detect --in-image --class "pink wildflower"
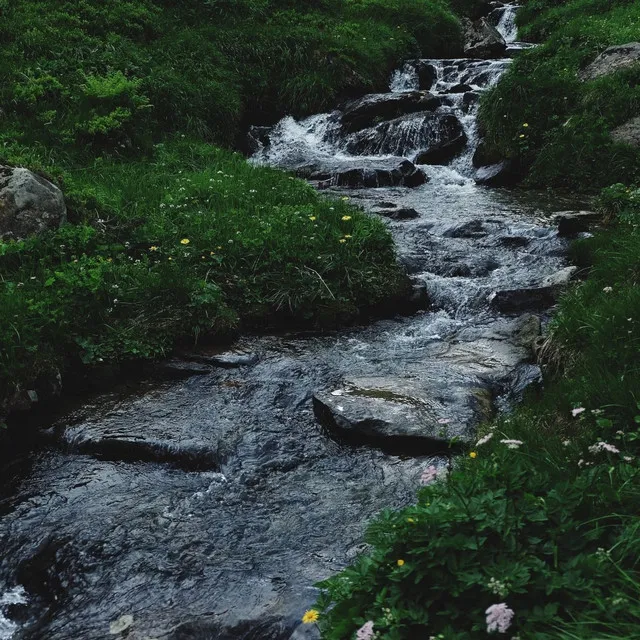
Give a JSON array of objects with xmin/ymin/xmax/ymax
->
[
  {"xmin": 571, "ymin": 407, "xmax": 586, "ymax": 417},
  {"xmin": 588, "ymin": 441, "xmax": 620, "ymax": 455},
  {"xmin": 356, "ymin": 621, "xmax": 374, "ymax": 640},
  {"xmin": 420, "ymin": 465, "xmax": 439, "ymax": 486},
  {"xmin": 486, "ymin": 603, "xmax": 515, "ymax": 634}
]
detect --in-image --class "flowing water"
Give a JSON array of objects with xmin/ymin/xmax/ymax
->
[{"xmin": 0, "ymin": 8, "xmax": 580, "ymax": 639}]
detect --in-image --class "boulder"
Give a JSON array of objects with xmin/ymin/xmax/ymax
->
[
  {"xmin": 0, "ymin": 166, "xmax": 67, "ymax": 240},
  {"xmin": 475, "ymin": 160, "xmax": 518, "ymax": 187},
  {"xmin": 463, "ymin": 18, "xmax": 507, "ymax": 59},
  {"xmin": 246, "ymin": 126, "xmax": 272, "ymax": 154},
  {"xmin": 345, "ymin": 112, "xmax": 463, "ymax": 158},
  {"xmin": 415, "ymin": 132, "xmax": 467, "ymax": 165},
  {"xmin": 414, "ymin": 61, "xmax": 438, "ymax": 91},
  {"xmin": 489, "ymin": 285, "xmax": 559, "ymax": 313},
  {"xmin": 551, "ymin": 210, "xmax": 601, "ymax": 236},
  {"xmin": 579, "ymin": 43, "xmax": 640, "ymax": 81},
  {"xmin": 611, "ymin": 116, "xmax": 640, "ymax": 149},
  {"xmin": 473, "ymin": 141, "xmax": 503, "ymax": 168},
  {"xmin": 340, "ymin": 91, "xmax": 442, "ymax": 133},
  {"xmin": 446, "ymin": 83, "xmax": 473, "ymax": 94},
  {"xmin": 321, "ymin": 161, "xmax": 427, "ymax": 189}
]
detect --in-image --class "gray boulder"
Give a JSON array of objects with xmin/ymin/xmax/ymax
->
[
  {"xmin": 551, "ymin": 210, "xmax": 601, "ymax": 236},
  {"xmin": 463, "ymin": 18, "xmax": 507, "ymax": 59},
  {"xmin": 611, "ymin": 116, "xmax": 640, "ymax": 149},
  {"xmin": 0, "ymin": 166, "xmax": 67, "ymax": 240},
  {"xmin": 579, "ymin": 43, "xmax": 640, "ymax": 81}
]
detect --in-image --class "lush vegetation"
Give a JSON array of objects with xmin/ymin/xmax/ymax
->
[
  {"xmin": 0, "ymin": 0, "xmax": 466, "ymax": 411},
  {"xmin": 480, "ymin": 0, "xmax": 640, "ymax": 189},
  {"xmin": 313, "ymin": 186, "xmax": 640, "ymax": 639}
]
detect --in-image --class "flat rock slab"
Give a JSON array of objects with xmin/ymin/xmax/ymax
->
[
  {"xmin": 611, "ymin": 116, "xmax": 640, "ymax": 149},
  {"xmin": 551, "ymin": 210, "xmax": 601, "ymax": 236},
  {"xmin": 314, "ymin": 376, "xmax": 482, "ymax": 449}
]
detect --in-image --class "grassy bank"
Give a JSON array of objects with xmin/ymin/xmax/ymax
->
[
  {"xmin": 0, "ymin": 0, "xmax": 468, "ymax": 413},
  {"xmin": 479, "ymin": 0, "xmax": 640, "ymax": 189},
  {"xmin": 0, "ymin": 141, "xmax": 407, "ymax": 412}
]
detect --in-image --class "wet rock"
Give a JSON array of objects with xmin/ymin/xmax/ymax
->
[
  {"xmin": 463, "ymin": 18, "xmax": 507, "ymax": 59},
  {"xmin": 346, "ymin": 113, "xmax": 464, "ymax": 159},
  {"xmin": 542, "ymin": 266, "xmax": 577, "ymax": 287},
  {"xmin": 499, "ymin": 235, "xmax": 529, "ymax": 248},
  {"xmin": 462, "ymin": 92, "xmax": 480, "ymax": 113},
  {"xmin": 373, "ymin": 201, "xmax": 397, "ymax": 209},
  {"xmin": 444, "ymin": 219, "xmax": 486, "ymax": 238},
  {"xmin": 446, "ymin": 83, "xmax": 473, "ymax": 94},
  {"xmin": 340, "ymin": 91, "xmax": 442, "ymax": 133},
  {"xmin": 415, "ymin": 132, "xmax": 467, "ymax": 165},
  {"xmin": 489, "ymin": 285, "xmax": 559, "ymax": 313},
  {"xmin": 611, "ymin": 116, "xmax": 640, "ymax": 149},
  {"xmin": 313, "ymin": 377, "xmax": 475, "ymax": 450},
  {"xmin": 290, "ymin": 623, "xmax": 321, "ymax": 640},
  {"xmin": 375, "ymin": 207, "xmax": 420, "ymax": 220},
  {"xmin": 551, "ymin": 210, "xmax": 601, "ymax": 236},
  {"xmin": 414, "ymin": 61, "xmax": 438, "ymax": 91},
  {"xmin": 579, "ymin": 42, "xmax": 640, "ymax": 81},
  {"xmin": 323, "ymin": 161, "xmax": 427, "ymax": 189},
  {"xmin": 0, "ymin": 166, "xmax": 67, "ymax": 240},
  {"xmin": 475, "ymin": 160, "xmax": 518, "ymax": 187},
  {"xmin": 473, "ymin": 141, "xmax": 503, "ymax": 168}
]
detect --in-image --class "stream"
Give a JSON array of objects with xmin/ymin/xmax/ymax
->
[{"xmin": 0, "ymin": 7, "xmax": 581, "ymax": 639}]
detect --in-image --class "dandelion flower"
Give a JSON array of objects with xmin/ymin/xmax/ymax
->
[
  {"xmin": 519, "ymin": 134, "xmax": 525, "ymax": 138},
  {"xmin": 344, "ymin": 234, "xmax": 353, "ymax": 238},
  {"xmin": 523, "ymin": 123, "xmax": 529, "ymax": 127},
  {"xmin": 397, "ymin": 559, "xmax": 405, "ymax": 566},
  {"xmin": 469, "ymin": 451, "xmax": 477, "ymax": 459},
  {"xmin": 356, "ymin": 621, "xmax": 375, "ymax": 640},
  {"xmin": 149, "ymin": 246, "xmax": 159, "ymax": 251},
  {"xmin": 180, "ymin": 238, "xmax": 190, "ymax": 245},
  {"xmin": 309, "ymin": 216, "xmax": 317, "ymax": 221},
  {"xmin": 339, "ymin": 238, "xmax": 347, "ymax": 243},
  {"xmin": 302, "ymin": 610, "xmax": 319, "ymax": 624},
  {"xmin": 341, "ymin": 215, "xmax": 352, "ymax": 221}
]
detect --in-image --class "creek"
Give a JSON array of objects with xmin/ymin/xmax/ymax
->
[{"xmin": 0, "ymin": 7, "xmax": 581, "ymax": 639}]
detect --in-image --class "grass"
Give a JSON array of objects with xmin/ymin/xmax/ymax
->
[
  {"xmin": 479, "ymin": 0, "xmax": 640, "ymax": 189},
  {"xmin": 313, "ymin": 190, "xmax": 640, "ymax": 638},
  {"xmin": 0, "ymin": 141, "xmax": 408, "ymax": 412}
]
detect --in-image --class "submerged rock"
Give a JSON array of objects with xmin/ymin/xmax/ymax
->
[
  {"xmin": 0, "ymin": 166, "xmax": 67, "ymax": 240},
  {"xmin": 579, "ymin": 42, "xmax": 640, "ymax": 81}
]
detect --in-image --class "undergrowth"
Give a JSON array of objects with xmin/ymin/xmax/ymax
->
[{"xmin": 479, "ymin": 0, "xmax": 640, "ymax": 189}]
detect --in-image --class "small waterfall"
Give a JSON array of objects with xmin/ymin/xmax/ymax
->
[
  {"xmin": 390, "ymin": 63, "xmax": 419, "ymax": 92},
  {"xmin": 495, "ymin": 4, "xmax": 519, "ymax": 44}
]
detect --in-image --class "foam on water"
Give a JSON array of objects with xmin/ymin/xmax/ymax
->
[{"xmin": 0, "ymin": 587, "xmax": 27, "ymax": 640}]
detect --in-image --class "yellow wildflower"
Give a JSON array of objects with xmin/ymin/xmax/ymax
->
[
  {"xmin": 309, "ymin": 216, "xmax": 317, "ymax": 221},
  {"xmin": 149, "ymin": 246, "xmax": 159, "ymax": 252},
  {"xmin": 302, "ymin": 610, "xmax": 319, "ymax": 624},
  {"xmin": 107, "ymin": 258, "xmax": 113, "ymax": 263},
  {"xmin": 339, "ymin": 238, "xmax": 347, "ymax": 243},
  {"xmin": 397, "ymin": 559, "xmax": 405, "ymax": 567},
  {"xmin": 168, "ymin": 257, "xmax": 173, "ymax": 261},
  {"xmin": 519, "ymin": 134, "xmax": 525, "ymax": 139},
  {"xmin": 407, "ymin": 517, "xmax": 415, "ymax": 523},
  {"xmin": 341, "ymin": 196, "xmax": 350, "ymax": 201},
  {"xmin": 523, "ymin": 123, "xmax": 529, "ymax": 127},
  {"xmin": 469, "ymin": 451, "xmax": 477, "ymax": 459},
  {"xmin": 344, "ymin": 234, "xmax": 352, "ymax": 239},
  {"xmin": 210, "ymin": 252, "xmax": 215, "ymax": 256},
  {"xmin": 341, "ymin": 215, "xmax": 352, "ymax": 221},
  {"xmin": 180, "ymin": 238, "xmax": 190, "ymax": 245}
]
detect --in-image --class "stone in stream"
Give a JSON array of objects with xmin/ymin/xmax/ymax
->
[
  {"xmin": 415, "ymin": 131, "xmax": 468, "ymax": 165},
  {"xmin": 579, "ymin": 42, "xmax": 640, "ymax": 81},
  {"xmin": 180, "ymin": 350, "xmax": 259, "ymax": 368},
  {"xmin": 551, "ymin": 210, "xmax": 601, "ymax": 236},
  {"xmin": 340, "ymin": 91, "xmax": 443, "ymax": 133},
  {"xmin": 0, "ymin": 165, "xmax": 67, "ymax": 240},
  {"xmin": 375, "ymin": 207, "xmax": 420, "ymax": 220},
  {"xmin": 463, "ymin": 17, "xmax": 507, "ymax": 59},
  {"xmin": 475, "ymin": 160, "xmax": 518, "ymax": 187},
  {"xmin": 346, "ymin": 113, "xmax": 465, "ymax": 159},
  {"xmin": 446, "ymin": 83, "xmax": 473, "ymax": 94},
  {"xmin": 611, "ymin": 116, "xmax": 640, "ymax": 149},
  {"xmin": 413, "ymin": 60, "xmax": 438, "ymax": 90},
  {"xmin": 320, "ymin": 160, "xmax": 427, "ymax": 189}
]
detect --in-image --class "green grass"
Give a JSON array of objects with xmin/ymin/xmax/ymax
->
[
  {"xmin": 314, "ymin": 190, "xmax": 640, "ymax": 638},
  {"xmin": 479, "ymin": 0, "xmax": 640, "ymax": 189},
  {"xmin": 0, "ymin": 141, "xmax": 408, "ymax": 409}
]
